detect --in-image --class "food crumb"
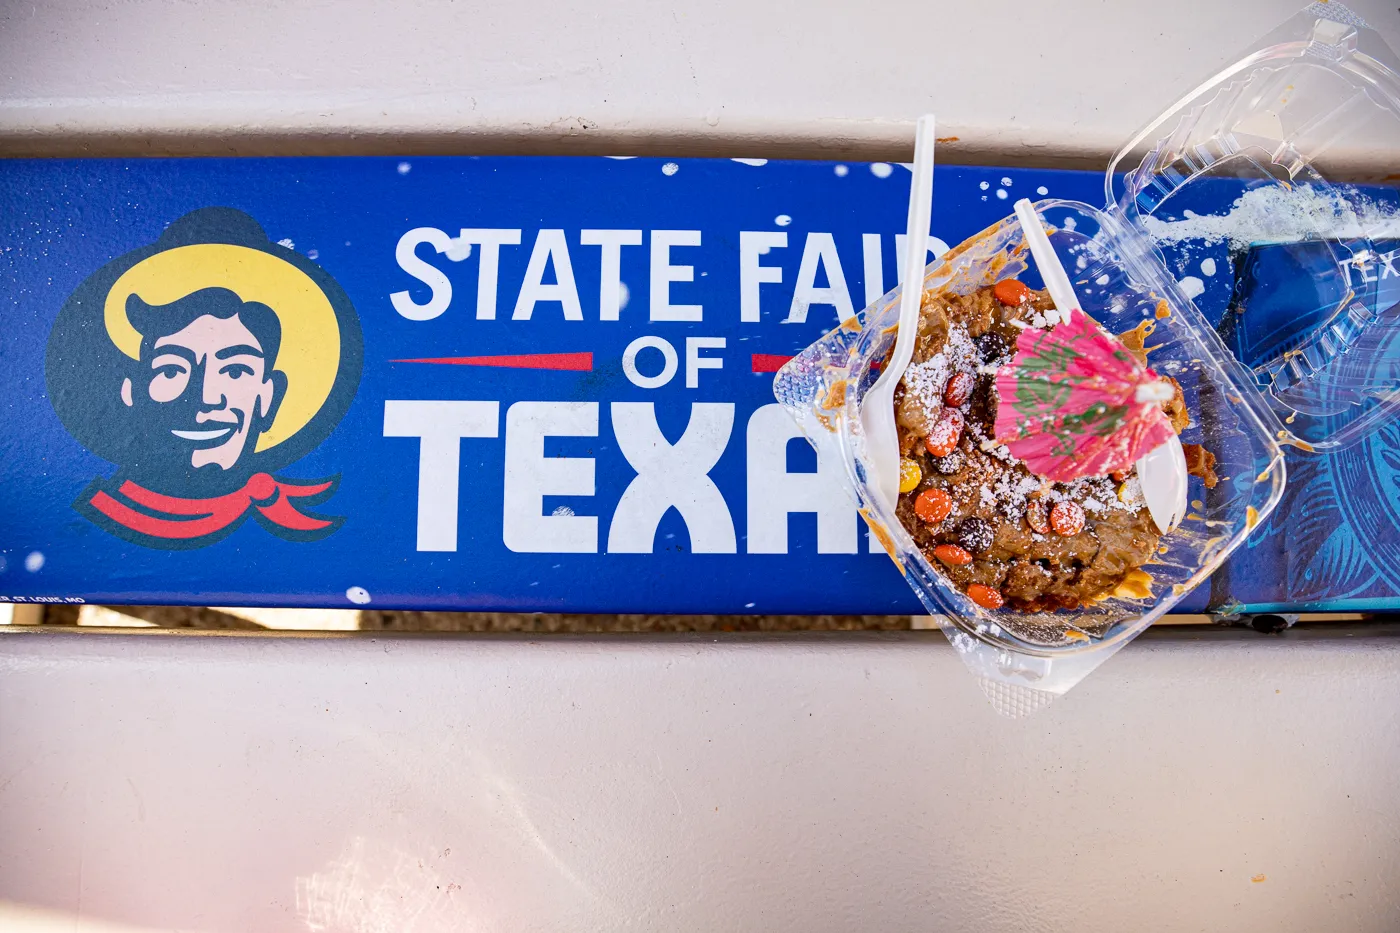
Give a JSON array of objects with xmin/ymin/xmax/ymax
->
[
  {"xmin": 1251, "ymin": 874, "xmax": 1267, "ymax": 883},
  {"xmin": 1113, "ymin": 569, "xmax": 1153, "ymax": 600},
  {"xmin": 1183, "ymin": 443, "xmax": 1219, "ymax": 488}
]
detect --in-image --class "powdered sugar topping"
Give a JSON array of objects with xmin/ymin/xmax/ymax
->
[{"xmin": 901, "ymin": 323, "xmax": 980, "ymax": 418}]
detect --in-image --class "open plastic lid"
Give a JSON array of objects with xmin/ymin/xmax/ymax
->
[{"xmin": 1105, "ymin": 2, "xmax": 1400, "ymax": 450}]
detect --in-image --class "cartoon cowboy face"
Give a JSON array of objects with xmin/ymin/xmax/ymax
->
[
  {"xmin": 120, "ymin": 288, "xmax": 288, "ymax": 475},
  {"xmin": 49, "ymin": 207, "xmax": 363, "ymax": 547}
]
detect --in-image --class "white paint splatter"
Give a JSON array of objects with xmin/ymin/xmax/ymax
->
[
  {"xmin": 1142, "ymin": 185, "xmax": 1400, "ymax": 249},
  {"xmin": 744, "ymin": 602, "xmax": 756, "ymax": 609},
  {"xmin": 870, "ymin": 163, "xmax": 893, "ymax": 179},
  {"xmin": 1062, "ymin": 216, "xmax": 1078, "ymax": 231},
  {"xmin": 661, "ymin": 162, "xmax": 679, "ymax": 176},
  {"xmin": 1000, "ymin": 177, "xmax": 1012, "ymax": 187},
  {"xmin": 444, "ymin": 237, "xmax": 473, "ymax": 261},
  {"xmin": 1095, "ymin": 273, "xmax": 1111, "ymax": 286},
  {"xmin": 1179, "ymin": 276, "xmax": 1206, "ymax": 299},
  {"xmin": 552, "ymin": 505, "xmax": 576, "ymax": 517},
  {"xmin": 396, "ymin": 162, "xmax": 411, "ymax": 175},
  {"xmin": 995, "ymin": 189, "xmax": 1008, "ymax": 200},
  {"xmin": 277, "ymin": 238, "xmax": 294, "ymax": 249},
  {"xmin": 345, "ymin": 586, "xmax": 371, "ymax": 605},
  {"xmin": 306, "ymin": 249, "xmax": 319, "ymax": 260},
  {"xmin": 834, "ymin": 164, "xmax": 849, "ymax": 177},
  {"xmin": 775, "ymin": 214, "xmax": 791, "ymax": 227},
  {"xmin": 24, "ymin": 551, "xmax": 44, "ymax": 573},
  {"xmin": 1036, "ymin": 186, "xmax": 1049, "ymax": 196},
  {"xmin": 979, "ymin": 181, "xmax": 990, "ymax": 191},
  {"xmin": 1200, "ymin": 257, "xmax": 1217, "ymax": 276},
  {"xmin": 731, "ymin": 158, "xmax": 768, "ymax": 167}
]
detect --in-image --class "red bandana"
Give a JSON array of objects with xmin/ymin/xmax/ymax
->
[{"xmin": 86, "ymin": 472, "xmax": 338, "ymax": 542}]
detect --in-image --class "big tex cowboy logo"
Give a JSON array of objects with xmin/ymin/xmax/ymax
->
[{"xmin": 46, "ymin": 208, "xmax": 363, "ymax": 549}]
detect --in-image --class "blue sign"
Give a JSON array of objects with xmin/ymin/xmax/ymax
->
[{"xmin": 0, "ymin": 156, "xmax": 1394, "ymax": 613}]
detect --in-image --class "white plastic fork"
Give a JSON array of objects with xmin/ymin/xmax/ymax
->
[{"xmin": 862, "ymin": 114, "xmax": 937, "ymax": 511}]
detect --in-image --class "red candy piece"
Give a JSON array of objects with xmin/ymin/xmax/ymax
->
[
  {"xmin": 914, "ymin": 488, "xmax": 953, "ymax": 524},
  {"xmin": 1025, "ymin": 499, "xmax": 1050, "ymax": 534},
  {"xmin": 943, "ymin": 371, "xmax": 975, "ymax": 408},
  {"xmin": 1050, "ymin": 500, "xmax": 1086, "ymax": 537},
  {"xmin": 934, "ymin": 544, "xmax": 973, "ymax": 566},
  {"xmin": 967, "ymin": 584, "xmax": 1005, "ymax": 609},
  {"xmin": 993, "ymin": 279, "xmax": 1031, "ymax": 307},
  {"xmin": 924, "ymin": 409, "xmax": 965, "ymax": 458}
]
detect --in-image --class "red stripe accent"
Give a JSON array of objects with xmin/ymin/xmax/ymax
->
[
  {"xmin": 751, "ymin": 353, "xmax": 793, "ymax": 373},
  {"xmin": 392, "ymin": 352, "xmax": 593, "ymax": 371}
]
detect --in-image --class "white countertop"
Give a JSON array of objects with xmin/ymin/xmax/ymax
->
[{"xmin": 2, "ymin": 627, "xmax": 1398, "ymax": 933}]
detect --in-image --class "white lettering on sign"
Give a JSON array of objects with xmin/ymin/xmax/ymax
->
[
  {"xmin": 745, "ymin": 403, "xmax": 858, "ymax": 553},
  {"xmin": 383, "ymin": 400, "xmax": 501, "ymax": 551},
  {"xmin": 384, "ymin": 399, "xmax": 888, "ymax": 556},
  {"xmin": 739, "ymin": 231, "xmax": 787, "ymax": 323},
  {"xmin": 894, "ymin": 233, "xmax": 951, "ymax": 282},
  {"xmin": 503, "ymin": 402, "xmax": 599, "ymax": 553},
  {"xmin": 392, "ymin": 227, "xmax": 960, "ymax": 325},
  {"xmin": 460, "ymin": 228, "xmax": 524, "ymax": 319},
  {"xmin": 685, "ymin": 336, "xmax": 726, "ymax": 388},
  {"xmin": 1342, "ymin": 247, "xmax": 1399, "ymax": 286},
  {"xmin": 622, "ymin": 336, "xmax": 680, "ymax": 389},
  {"xmin": 862, "ymin": 232, "xmax": 885, "ymax": 305},
  {"xmin": 785, "ymin": 232, "xmax": 853, "ymax": 324},
  {"xmin": 581, "ymin": 229, "xmax": 644, "ymax": 320},
  {"xmin": 608, "ymin": 402, "xmax": 736, "ymax": 553},
  {"xmin": 390, "ymin": 227, "xmax": 456, "ymax": 321},
  {"xmin": 650, "ymin": 230, "xmax": 703, "ymax": 321},
  {"xmin": 513, "ymin": 229, "xmax": 584, "ymax": 321}
]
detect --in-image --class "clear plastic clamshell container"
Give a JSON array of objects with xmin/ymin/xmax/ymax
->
[{"xmin": 774, "ymin": 2, "xmax": 1400, "ymax": 711}]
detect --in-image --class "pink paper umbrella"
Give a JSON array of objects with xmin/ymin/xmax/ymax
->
[{"xmin": 993, "ymin": 309, "xmax": 1176, "ymax": 482}]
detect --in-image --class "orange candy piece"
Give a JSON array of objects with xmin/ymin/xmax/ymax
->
[
  {"xmin": 933, "ymin": 543, "xmax": 972, "ymax": 566},
  {"xmin": 967, "ymin": 584, "xmax": 1005, "ymax": 609},
  {"xmin": 914, "ymin": 488, "xmax": 953, "ymax": 524},
  {"xmin": 924, "ymin": 409, "xmax": 965, "ymax": 458},
  {"xmin": 993, "ymin": 279, "xmax": 1031, "ymax": 307},
  {"xmin": 1025, "ymin": 499, "xmax": 1050, "ymax": 534},
  {"xmin": 1050, "ymin": 500, "xmax": 1086, "ymax": 536}
]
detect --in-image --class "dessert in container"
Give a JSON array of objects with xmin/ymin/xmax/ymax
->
[{"xmin": 773, "ymin": 2, "xmax": 1400, "ymax": 710}]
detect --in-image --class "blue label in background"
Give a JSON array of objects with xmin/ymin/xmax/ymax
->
[
  {"xmin": 0, "ymin": 155, "xmax": 1394, "ymax": 614},
  {"xmin": 1144, "ymin": 184, "xmax": 1400, "ymax": 615}
]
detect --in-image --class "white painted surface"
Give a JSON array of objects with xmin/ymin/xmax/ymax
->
[
  {"xmin": 3, "ymin": 0, "xmax": 1398, "ymax": 163},
  {"xmin": 1, "ymin": 628, "xmax": 1398, "ymax": 932}
]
